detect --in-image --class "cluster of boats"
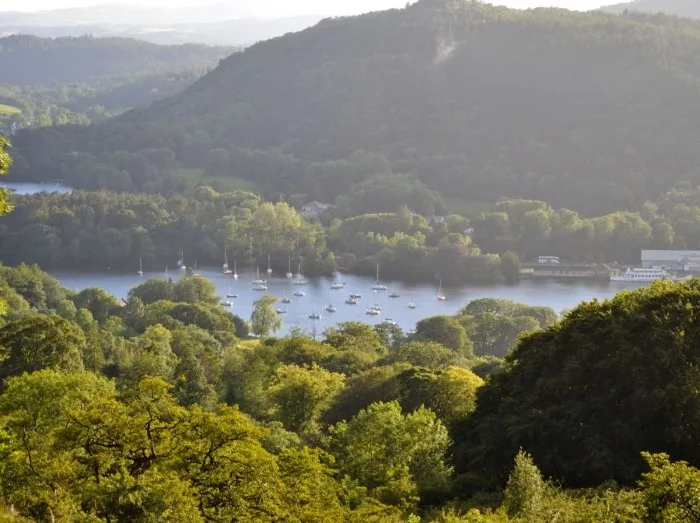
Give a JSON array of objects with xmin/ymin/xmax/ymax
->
[{"xmin": 214, "ymin": 262, "xmax": 449, "ymax": 320}]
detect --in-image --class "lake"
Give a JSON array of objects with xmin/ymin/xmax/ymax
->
[
  {"xmin": 1, "ymin": 182, "xmax": 73, "ymax": 195},
  {"xmin": 52, "ymin": 268, "xmax": 645, "ymax": 336}
]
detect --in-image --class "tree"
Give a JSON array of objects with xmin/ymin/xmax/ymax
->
[
  {"xmin": 639, "ymin": 452, "xmax": 700, "ymax": 523},
  {"xmin": 0, "ymin": 138, "xmax": 12, "ymax": 216},
  {"xmin": 329, "ymin": 401, "xmax": 452, "ymax": 507},
  {"xmin": 250, "ymin": 296, "xmax": 282, "ymax": 338},
  {"xmin": 414, "ymin": 316, "xmax": 472, "ymax": 357},
  {"xmin": 0, "ymin": 315, "xmax": 84, "ymax": 384},
  {"xmin": 383, "ymin": 341, "xmax": 459, "ymax": 368},
  {"xmin": 453, "ymin": 280, "xmax": 700, "ymax": 490},
  {"xmin": 267, "ymin": 364, "xmax": 345, "ymax": 435},
  {"xmin": 129, "ymin": 278, "xmax": 175, "ymax": 305},
  {"xmin": 173, "ymin": 349, "xmax": 216, "ymax": 409},
  {"xmin": 73, "ymin": 286, "xmax": 120, "ymax": 323},
  {"xmin": 503, "ymin": 451, "xmax": 545, "ymax": 519}
]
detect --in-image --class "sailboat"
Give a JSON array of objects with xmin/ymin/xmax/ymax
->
[
  {"xmin": 223, "ymin": 247, "xmax": 233, "ymax": 275},
  {"xmin": 165, "ymin": 266, "xmax": 169, "ymax": 279},
  {"xmin": 293, "ymin": 260, "xmax": 308, "ymax": 286},
  {"xmin": 267, "ymin": 254, "xmax": 273, "ymax": 275},
  {"xmin": 407, "ymin": 294, "xmax": 417, "ymax": 309},
  {"xmin": 193, "ymin": 260, "xmax": 203, "ymax": 277},
  {"xmin": 233, "ymin": 260, "xmax": 239, "ymax": 280},
  {"xmin": 372, "ymin": 264, "xmax": 388, "ymax": 291},
  {"xmin": 178, "ymin": 250, "xmax": 186, "ymax": 271},
  {"xmin": 137, "ymin": 258, "xmax": 143, "ymax": 276},
  {"xmin": 226, "ymin": 286, "xmax": 238, "ymax": 299},
  {"xmin": 308, "ymin": 302, "xmax": 322, "ymax": 320},
  {"xmin": 286, "ymin": 256, "xmax": 293, "ymax": 279},
  {"xmin": 326, "ymin": 304, "xmax": 337, "ymax": 313},
  {"xmin": 251, "ymin": 266, "xmax": 267, "ymax": 285},
  {"xmin": 436, "ymin": 279, "xmax": 446, "ymax": 301},
  {"xmin": 281, "ymin": 289, "xmax": 291, "ymax": 304}
]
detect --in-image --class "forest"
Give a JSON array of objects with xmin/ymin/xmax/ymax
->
[
  {"xmin": 10, "ymin": 1, "xmax": 700, "ymax": 216},
  {"xmin": 0, "ymin": 35, "xmax": 232, "ymax": 130},
  {"xmin": 0, "ymin": 254, "xmax": 699, "ymax": 520}
]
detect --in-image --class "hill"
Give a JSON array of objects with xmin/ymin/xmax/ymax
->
[
  {"xmin": 11, "ymin": 0, "xmax": 700, "ymax": 216},
  {"xmin": 602, "ymin": 0, "xmax": 700, "ymax": 19},
  {"xmin": 0, "ymin": 34, "xmax": 231, "ymax": 86},
  {"xmin": 0, "ymin": 35, "xmax": 232, "ymax": 131}
]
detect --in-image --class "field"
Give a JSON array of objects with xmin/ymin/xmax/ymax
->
[
  {"xmin": 0, "ymin": 103, "xmax": 21, "ymax": 115},
  {"xmin": 168, "ymin": 168, "xmax": 259, "ymax": 193},
  {"xmin": 443, "ymin": 198, "xmax": 492, "ymax": 218}
]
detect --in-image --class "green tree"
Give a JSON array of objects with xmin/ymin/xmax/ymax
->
[
  {"xmin": 503, "ymin": 450, "xmax": 545, "ymax": 519},
  {"xmin": 383, "ymin": 341, "xmax": 459, "ymax": 369},
  {"xmin": 129, "ymin": 279, "xmax": 175, "ymax": 305},
  {"xmin": 173, "ymin": 349, "xmax": 217, "ymax": 409},
  {"xmin": 0, "ymin": 138, "xmax": 12, "ymax": 216},
  {"xmin": 267, "ymin": 364, "xmax": 345, "ymax": 436},
  {"xmin": 0, "ymin": 315, "xmax": 84, "ymax": 385},
  {"xmin": 639, "ymin": 452, "xmax": 700, "ymax": 523},
  {"xmin": 250, "ymin": 295, "xmax": 282, "ymax": 338},
  {"xmin": 453, "ymin": 280, "xmax": 700, "ymax": 489},
  {"xmin": 329, "ymin": 401, "xmax": 452, "ymax": 507},
  {"xmin": 414, "ymin": 316, "xmax": 472, "ymax": 357},
  {"xmin": 73, "ymin": 286, "xmax": 120, "ymax": 323}
]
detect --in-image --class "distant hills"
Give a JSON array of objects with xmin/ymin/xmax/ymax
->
[
  {"xmin": 11, "ymin": 0, "xmax": 700, "ymax": 216},
  {"xmin": 601, "ymin": 0, "xmax": 700, "ymax": 19},
  {"xmin": 0, "ymin": 34, "xmax": 232, "ymax": 86},
  {"xmin": 0, "ymin": 3, "xmax": 328, "ymax": 46},
  {"xmin": 0, "ymin": 34, "xmax": 232, "ymax": 130}
]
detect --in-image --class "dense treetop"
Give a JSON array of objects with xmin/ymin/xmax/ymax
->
[
  {"xmin": 602, "ymin": 0, "xmax": 700, "ymax": 19},
  {"xmin": 12, "ymin": 1, "xmax": 700, "ymax": 214}
]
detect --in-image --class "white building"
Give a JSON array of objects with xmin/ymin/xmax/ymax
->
[
  {"xmin": 641, "ymin": 250, "xmax": 700, "ymax": 271},
  {"xmin": 301, "ymin": 201, "xmax": 332, "ymax": 221}
]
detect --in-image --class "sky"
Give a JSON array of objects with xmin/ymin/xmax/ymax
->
[{"xmin": 7, "ymin": 0, "xmax": 615, "ymax": 14}]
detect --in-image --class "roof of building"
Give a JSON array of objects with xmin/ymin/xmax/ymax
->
[{"xmin": 641, "ymin": 250, "xmax": 700, "ymax": 261}]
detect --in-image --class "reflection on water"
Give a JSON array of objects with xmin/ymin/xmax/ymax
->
[
  {"xmin": 52, "ymin": 267, "xmax": 645, "ymax": 336},
  {"xmin": 2, "ymin": 182, "xmax": 73, "ymax": 195}
]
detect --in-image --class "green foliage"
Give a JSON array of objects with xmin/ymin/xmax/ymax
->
[
  {"xmin": 414, "ymin": 316, "xmax": 473, "ymax": 357},
  {"xmin": 0, "ymin": 315, "xmax": 84, "ymax": 384},
  {"xmin": 0, "ymin": 190, "xmax": 333, "ymax": 273},
  {"xmin": 267, "ymin": 363, "xmax": 345, "ymax": 436},
  {"xmin": 503, "ymin": 451, "xmax": 545, "ymax": 519},
  {"xmin": 453, "ymin": 280, "xmax": 700, "ymax": 489},
  {"xmin": 329, "ymin": 401, "xmax": 453, "ymax": 508},
  {"xmin": 639, "ymin": 452, "xmax": 700, "ymax": 523},
  {"xmin": 251, "ymin": 295, "xmax": 282, "ymax": 338}
]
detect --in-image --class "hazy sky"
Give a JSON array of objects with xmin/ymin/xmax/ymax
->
[{"xmin": 10, "ymin": 1, "xmax": 614, "ymax": 14}]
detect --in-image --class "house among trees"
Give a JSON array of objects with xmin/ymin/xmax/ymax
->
[{"xmin": 301, "ymin": 201, "xmax": 332, "ymax": 220}]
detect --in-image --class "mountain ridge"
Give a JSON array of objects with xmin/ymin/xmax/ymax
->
[{"xmin": 11, "ymin": 1, "xmax": 700, "ymax": 216}]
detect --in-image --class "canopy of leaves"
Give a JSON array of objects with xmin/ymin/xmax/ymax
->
[{"xmin": 453, "ymin": 280, "xmax": 700, "ymax": 489}]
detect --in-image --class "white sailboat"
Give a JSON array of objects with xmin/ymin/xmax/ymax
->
[
  {"xmin": 372, "ymin": 264, "xmax": 388, "ymax": 291},
  {"xmin": 407, "ymin": 294, "xmax": 417, "ymax": 309},
  {"xmin": 251, "ymin": 266, "xmax": 267, "ymax": 285},
  {"xmin": 308, "ymin": 302, "xmax": 322, "ymax": 320},
  {"xmin": 281, "ymin": 289, "xmax": 291, "ymax": 304},
  {"xmin": 178, "ymin": 250, "xmax": 186, "ymax": 271},
  {"xmin": 286, "ymin": 256, "xmax": 293, "ymax": 279},
  {"xmin": 326, "ymin": 304, "xmax": 337, "ymax": 313},
  {"xmin": 226, "ymin": 286, "xmax": 238, "ymax": 299},
  {"xmin": 436, "ymin": 279, "xmax": 446, "ymax": 301},
  {"xmin": 233, "ymin": 260, "xmax": 239, "ymax": 280},
  {"xmin": 223, "ymin": 247, "xmax": 233, "ymax": 275},
  {"xmin": 193, "ymin": 260, "xmax": 203, "ymax": 277},
  {"xmin": 293, "ymin": 260, "xmax": 308, "ymax": 286},
  {"xmin": 267, "ymin": 254, "xmax": 273, "ymax": 275},
  {"xmin": 137, "ymin": 258, "xmax": 143, "ymax": 276}
]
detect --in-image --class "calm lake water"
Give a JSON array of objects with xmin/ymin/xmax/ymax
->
[
  {"xmin": 2, "ymin": 182, "xmax": 73, "ymax": 195},
  {"xmin": 52, "ymin": 268, "xmax": 645, "ymax": 336}
]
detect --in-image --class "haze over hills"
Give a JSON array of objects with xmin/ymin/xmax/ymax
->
[
  {"xmin": 0, "ymin": 3, "xmax": 331, "ymax": 45},
  {"xmin": 11, "ymin": 0, "xmax": 700, "ymax": 216},
  {"xmin": 601, "ymin": 0, "xmax": 700, "ymax": 19}
]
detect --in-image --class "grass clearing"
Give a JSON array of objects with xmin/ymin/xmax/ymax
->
[
  {"xmin": 0, "ymin": 103, "xmax": 21, "ymax": 115},
  {"xmin": 167, "ymin": 168, "xmax": 259, "ymax": 194}
]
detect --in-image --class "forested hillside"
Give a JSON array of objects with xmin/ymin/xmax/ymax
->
[
  {"xmin": 11, "ymin": 0, "xmax": 700, "ymax": 216},
  {"xmin": 0, "ymin": 35, "xmax": 233, "ymax": 130},
  {"xmin": 602, "ymin": 0, "xmax": 700, "ymax": 19},
  {"xmin": 0, "ymin": 35, "xmax": 231, "ymax": 86}
]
